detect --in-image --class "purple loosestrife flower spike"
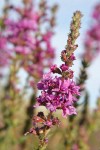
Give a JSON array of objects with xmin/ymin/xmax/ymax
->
[
  {"xmin": 26, "ymin": 11, "xmax": 82, "ymax": 150},
  {"xmin": 35, "ymin": 11, "xmax": 82, "ymax": 117}
]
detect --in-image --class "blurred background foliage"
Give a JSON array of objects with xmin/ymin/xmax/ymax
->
[{"xmin": 0, "ymin": 0, "xmax": 100, "ymax": 150}]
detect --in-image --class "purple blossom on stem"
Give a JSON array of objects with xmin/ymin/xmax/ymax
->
[
  {"xmin": 27, "ymin": 11, "xmax": 82, "ymax": 149},
  {"xmin": 60, "ymin": 64, "xmax": 69, "ymax": 71},
  {"xmin": 37, "ymin": 72, "xmax": 80, "ymax": 117},
  {"xmin": 35, "ymin": 11, "xmax": 82, "ymax": 117}
]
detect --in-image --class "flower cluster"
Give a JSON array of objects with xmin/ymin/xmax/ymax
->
[
  {"xmin": 35, "ymin": 11, "xmax": 82, "ymax": 117},
  {"xmin": 26, "ymin": 11, "xmax": 82, "ymax": 149},
  {"xmin": 4, "ymin": 5, "xmax": 38, "ymax": 55},
  {"xmin": 0, "ymin": 0, "xmax": 57, "ymax": 80},
  {"xmin": 37, "ymin": 72, "xmax": 80, "ymax": 117}
]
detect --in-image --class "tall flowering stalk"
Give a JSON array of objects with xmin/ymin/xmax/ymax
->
[
  {"xmin": 26, "ymin": 11, "xmax": 82, "ymax": 150},
  {"xmin": 3, "ymin": 0, "xmax": 57, "ymax": 79}
]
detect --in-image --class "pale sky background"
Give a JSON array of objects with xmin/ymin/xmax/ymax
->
[{"xmin": 0, "ymin": 0, "xmax": 100, "ymax": 108}]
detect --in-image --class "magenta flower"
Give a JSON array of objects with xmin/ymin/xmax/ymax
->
[
  {"xmin": 5, "ymin": 17, "xmax": 38, "ymax": 55},
  {"xmin": 37, "ymin": 72, "xmax": 80, "ymax": 117},
  {"xmin": 33, "ymin": 11, "xmax": 82, "ymax": 118},
  {"xmin": 50, "ymin": 64, "xmax": 58, "ymax": 72},
  {"xmin": 26, "ymin": 11, "xmax": 82, "ymax": 147},
  {"xmin": 60, "ymin": 64, "xmax": 69, "ymax": 71},
  {"xmin": 2, "ymin": 3, "xmax": 56, "ymax": 80}
]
